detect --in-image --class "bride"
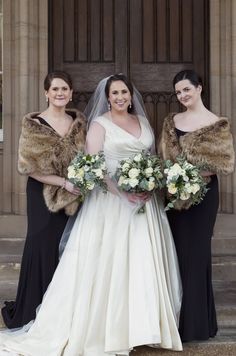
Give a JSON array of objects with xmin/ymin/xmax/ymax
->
[{"xmin": 0, "ymin": 74, "xmax": 183, "ymax": 355}]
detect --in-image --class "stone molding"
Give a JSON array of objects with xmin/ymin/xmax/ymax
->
[
  {"xmin": 1, "ymin": 0, "xmax": 48, "ymax": 215},
  {"xmin": 210, "ymin": 0, "xmax": 236, "ymax": 213}
]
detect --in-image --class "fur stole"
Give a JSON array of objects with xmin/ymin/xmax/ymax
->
[
  {"xmin": 159, "ymin": 113, "xmax": 235, "ymax": 210},
  {"xmin": 18, "ymin": 110, "xmax": 87, "ymax": 215},
  {"xmin": 159, "ymin": 113, "xmax": 235, "ymax": 174}
]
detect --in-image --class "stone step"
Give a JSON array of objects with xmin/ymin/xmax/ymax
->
[
  {"xmin": 1, "ymin": 257, "xmax": 235, "ymax": 285},
  {"xmin": 0, "ymin": 280, "xmax": 235, "ymax": 330},
  {"xmin": 130, "ymin": 338, "xmax": 236, "ymax": 355},
  {"xmin": 212, "ymin": 256, "xmax": 236, "ymax": 281},
  {"xmin": 0, "ymin": 238, "xmax": 24, "ymax": 264}
]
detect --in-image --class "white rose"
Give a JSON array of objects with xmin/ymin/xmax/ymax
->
[
  {"xmin": 118, "ymin": 176, "xmax": 125, "ymax": 186},
  {"xmin": 180, "ymin": 191, "xmax": 190, "ymax": 200},
  {"xmin": 92, "ymin": 168, "xmax": 103, "ymax": 178},
  {"xmin": 67, "ymin": 166, "xmax": 76, "ymax": 179},
  {"xmin": 86, "ymin": 181, "xmax": 95, "ymax": 190},
  {"xmin": 122, "ymin": 162, "xmax": 130, "ymax": 172},
  {"xmin": 76, "ymin": 168, "xmax": 85, "ymax": 178},
  {"xmin": 133, "ymin": 153, "xmax": 142, "ymax": 162},
  {"xmin": 147, "ymin": 181, "xmax": 155, "ymax": 191},
  {"xmin": 184, "ymin": 183, "xmax": 193, "ymax": 193},
  {"xmin": 145, "ymin": 167, "xmax": 153, "ymax": 177},
  {"xmin": 128, "ymin": 168, "xmax": 140, "ymax": 179},
  {"xmin": 167, "ymin": 183, "xmax": 177, "ymax": 194},
  {"xmin": 191, "ymin": 183, "xmax": 200, "ymax": 194},
  {"xmin": 171, "ymin": 163, "xmax": 183, "ymax": 175},
  {"xmin": 129, "ymin": 178, "xmax": 139, "ymax": 188}
]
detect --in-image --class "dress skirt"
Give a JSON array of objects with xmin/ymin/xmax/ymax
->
[
  {"xmin": 1, "ymin": 177, "xmax": 69, "ymax": 328},
  {"xmin": 167, "ymin": 175, "xmax": 219, "ymax": 341}
]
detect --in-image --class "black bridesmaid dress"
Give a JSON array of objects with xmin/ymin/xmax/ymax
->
[
  {"xmin": 1, "ymin": 118, "xmax": 69, "ymax": 328},
  {"xmin": 167, "ymin": 128, "xmax": 218, "ymax": 342}
]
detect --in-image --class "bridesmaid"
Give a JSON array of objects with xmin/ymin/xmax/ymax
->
[
  {"xmin": 159, "ymin": 69, "xmax": 235, "ymax": 341},
  {"xmin": 1, "ymin": 71, "xmax": 86, "ymax": 328}
]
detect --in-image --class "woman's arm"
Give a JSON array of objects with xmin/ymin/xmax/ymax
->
[{"xmin": 29, "ymin": 173, "xmax": 81, "ymax": 195}]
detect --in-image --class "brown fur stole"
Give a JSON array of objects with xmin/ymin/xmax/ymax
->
[
  {"xmin": 159, "ymin": 113, "xmax": 235, "ymax": 174},
  {"xmin": 159, "ymin": 113, "xmax": 235, "ymax": 209},
  {"xmin": 18, "ymin": 110, "xmax": 87, "ymax": 215}
]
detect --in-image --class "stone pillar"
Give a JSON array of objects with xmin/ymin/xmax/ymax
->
[
  {"xmin": 0, "ymin": 0, "xmax": 48, "ymax": 235},
  {"xmin": 210, "ymin": 0, "xmax": 236, "ymax": 213}
]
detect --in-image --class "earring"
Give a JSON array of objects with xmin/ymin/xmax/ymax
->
[
  {"xmin": 70, "ymin": 98, "xmax": 72, "ymax": 101},
  {"xmin": 46, "ymin": 97, "xmax": 49, "ymax": 103},
  {"xmin": 108, "ymin": 102, "xmax": 111, "ymax": 110},
  {"xmin": 129, "ymin": 102, "xmax": 132, "ymax": 109}
]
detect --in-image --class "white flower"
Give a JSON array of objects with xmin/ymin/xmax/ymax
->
[
  {"xmin": 145, "ymin": 167, "xmax": 153, "ymax": 177},
  {"xmin": 180, "ymin": 191, "xmax": 190, "ymax": 200},
  {"xmin": 133, "ymin": 153, "xmax": 142, "ymax": 162},
  {"xmin": 167, "ymin": 183, "xmax": 178, "ymax": 194},
  {"xmin": 128, "ymin": 168, "xmax": 140, "ymax": 179},
  {"xmin": 184, "ymin": 182, "xmax": 193, "ymax": 193},
  {"xmin": 76, "ymin": 168, "xmax": 85, "ymax": 178},
  {"xmin": 83, "ymin": 165, "xmax": 90, "ymax": 172},
  {"xmin": 86, "ymin": 181, "xmax": 95, "ymax": 190},
  {"xmin": 92, "ymin": 168, "xmax": 103, "ymax": 178},
  {"xmin": 67, "ymin": 166, "xmax": 76, "ymax": 179},
  {"xmin": 122, "ymin": 162, "xmax": 130, "ymax": 172},
  {"xmin": 183, "ymin": 174, "xmax": 189, "ymax": 182},
  {"xmin": 118, "ymin": 176, "xmax": 125, "ymax": 186},
  {"xmin": 191, "ymin": 183, "xmax": 200, "ymax": 194},
  {"xmin": 129, "ymin": 178, "xmax": 139, "ymax": 188},
  {"xmin": 147, "ymin": 181, "xmax": 155, "ymax": 191}
]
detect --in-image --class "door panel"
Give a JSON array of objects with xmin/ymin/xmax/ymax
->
[{"xmin": 49, "ymin": 0, "xmax": 209, "ymax": 136}]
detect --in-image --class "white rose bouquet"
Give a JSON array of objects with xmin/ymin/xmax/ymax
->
[
  {"xmin": 67, "ymin": 151, "xmax": 107, "ymax": 201},
  {"xmin": 114, "ymin": 151, "xmax": 164, "ymax": 213},
  {"xmin": 163, "ymin": 156, "xmax": 208, "ymax": 210}
]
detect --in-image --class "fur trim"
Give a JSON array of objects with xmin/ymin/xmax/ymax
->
[
  {"xmin": 159, "ymin": 113, "xmax": 235, "ymax": 174},
  {"xmin": 159, "ymin": 113, "xmax": 235, "ymax": 210},
  {"xmin": 18, "ymin": 109, "xmax": 87, "ymax": 215}
]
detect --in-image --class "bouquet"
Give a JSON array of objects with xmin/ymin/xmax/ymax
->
[
  {"xmin": 114, "ymin": 151, "xmax": 164, "ymax": 213},
  {"xmin": 163, "ymin": 156, "xmax": 208, "ymax": 210},
  {"xmin": 67, "ymin": 151, "xmax": 107, "ymax": 201}
]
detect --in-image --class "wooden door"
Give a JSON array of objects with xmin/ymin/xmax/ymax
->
[{"xmin": 49, "ymin": 0, "xmax": 209, "ymax": 137}]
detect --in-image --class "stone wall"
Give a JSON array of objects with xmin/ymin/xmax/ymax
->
[
  {"xmin": 0, "ymin": 0, "xmax": 48, "ymax": 236},
  {"xmin": 0, "ymin": 0, "xmax": 235, "ymax": 237},
  {"xmin": 210, "ymin": 0, "xmax": 236, "ymax": 213}
]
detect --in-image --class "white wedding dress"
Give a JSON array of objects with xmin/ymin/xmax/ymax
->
[{"xmin": 0, "ymin": 115, "xmax": 182, "ymax": 355}]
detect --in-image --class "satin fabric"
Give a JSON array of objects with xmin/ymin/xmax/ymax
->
[{"xmin": 0, "ymin": 115, "xmax": 182, "ymax": 355}]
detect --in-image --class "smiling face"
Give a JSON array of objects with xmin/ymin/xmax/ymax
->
[
  {"xmin": 108, "ymin": 80, "xmax": 132, "ymax": 113},
  {"xmin": 175, "ymin": 79, "xmax": 202, "ymax": 108},
  {"xmin": 45, "ymin": 78, "xmax": 73, "ymax": 107}
]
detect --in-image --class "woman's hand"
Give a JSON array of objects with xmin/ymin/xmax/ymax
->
[
  {"xmin": 124, "ymin": 191, "xmax": 152, "ymax": 203},
  {"xmin": 200, "ymin": 170, "xmax": 214, "ymax": 177},
  {"xmin": 64, "ymin": 180, "xmax": 81, "ymax": 196}
]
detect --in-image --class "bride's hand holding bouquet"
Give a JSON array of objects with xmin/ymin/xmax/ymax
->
[{"xmin": 114, "ymin": 151, "xmax": 164, "ymax": 213}]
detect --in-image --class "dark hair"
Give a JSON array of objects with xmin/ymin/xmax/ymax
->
[
  {"xmin": 43, "ymin": 71, "xmax": 73, "ymax": 91},
  {"xmin": 173, "ymin": 69, "xmax": 203, "ymax": 89},
  {"xmin": 105, "ymin": 74, "xmax": 134, "ymax": 113}
]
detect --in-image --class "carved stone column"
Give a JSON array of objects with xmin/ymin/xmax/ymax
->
[
  {"xmin": 210, "ymin": 0, "xmax": 236, "ymax": 213},
  {"xmin": 0, "ymin": 0, "xmax": 48, "ymax": 236}
]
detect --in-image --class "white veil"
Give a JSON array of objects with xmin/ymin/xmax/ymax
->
[{"xmin": 83, "ymin": 75, "xmax": 153, "ymax": 133}]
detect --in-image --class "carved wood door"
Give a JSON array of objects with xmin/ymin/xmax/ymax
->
[{"xmin": 49, "ymin": 0, "xmax": 209, "ymax": 138}]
